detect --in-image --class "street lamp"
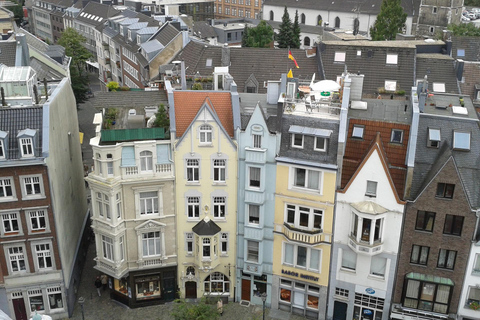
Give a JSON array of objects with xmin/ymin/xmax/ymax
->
[
  {"xmin": 261, "ymin": 292, "xmax": 267, "ymax": 320},
  {"xmin": 78, "ymin": 296, "xmax": 85, "ymax": 320}
]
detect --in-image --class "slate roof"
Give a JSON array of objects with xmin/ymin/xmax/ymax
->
[
  {"xmin": 90, "ymin": 91, "xmax": 168, "ymax": 109},
  {"xmin": 192, "ymin": 21, "xmax": 217, "ymax": 39},
  {"xmin": 277, "ymin": 115, "xmax": 339, "ymax": 166},
  {"xmin": 451, "ymin": 36, "xmax": 480, "ymax": 61},
  {"xmin": 173, "ymin": 91, "xmax": 234, "ymax": 138},
  {"xmin": 319, "ymin": 40, "xmax": 417, "ymax": 95},
  {"xmin": 0, "ymin": 106, "xmax": 43, "ymax": 160},
  {"xmin": 0, "ymin": 41, "xmax": 17, "ymax": 66},
  {"xmin": 409, "ymin": 99, "xmax": 480, "ymax": 208},
  {"xmin": 192, "ymin": 218, "xmax": 221, "ymax": 236},
  {"xmin": 416, "ymin": 54, "xmax": 458, "ymax": 94},
  {"xmin": 20, "ymin": 27, "xmax": 49, "ymax": 54},
  {"xmin": 263, "ymin": 0, "xmax": 415, "ymax": 15},
  {"xmin": 76, "ymin": 2, "xmax": 120, "ymax": 26},
  {"xmin": 30, "ymin": 57, "xmax": 64, "ymax": 80},
  {"xmin": 152, "ymin": 23, "xmax": 181, "ymax": 46}
]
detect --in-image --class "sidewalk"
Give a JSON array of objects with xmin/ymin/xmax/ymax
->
[{"xmin": 69, "ymin": 240, "xmax": 308, "ymax": 320}]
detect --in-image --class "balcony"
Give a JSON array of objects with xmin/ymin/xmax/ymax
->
[
  {"xmin": 348, "ymin": 234, "xmax": 383, "ymax": 255},
  {"xmin": 275, "ymin": 223, "xmax": 326, "ymax": 245},
  {"xmin": 105, "ymin": 57, "xmax": 111, "ymax": 65},
  {"xmin": 121, "ymin": 163, "xmax": 173, "ymax": 179},
  {"xmin": 94, "ymin": 258, "xmax": 128, "ymax": 279},
  {"xmin": 137, "ymin": 256, "xmax": 165, "ymax": 268},
  {"xmin": 102, "ymin": 42, "xmax": 109, "ymax": 50},
  {"xmin": 245, "ymin": 147, "xmax": 266, "ymax": 163}
]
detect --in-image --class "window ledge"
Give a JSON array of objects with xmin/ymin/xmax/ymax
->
[
  {"xmin": 340, "ymin": 267, "xmax": 356, "ymax": 274},
  {"xmin": 0, "ymin": 197, "xmax": 18, "ymax": 202},
  {"xmin": 212, "ymin": 182, "xmax": 227, "ymax": 186},
  {"xmin": 22, "ymin": 195, "xmax": 47, "ymax": 201},
  {"xmin": 368, "ymin": 274, "xmax": 385, "ymax": 281},
  {"xmin": 289, "ymin": 186, "xmax": 321, "ymax": 194},
  {"xmin": 186, "ymin": 182, "xmax": 201, "ymax": 186},
  {"xmin": 198, "ymin": 144, "xmax": 214, "ymax": 147}
]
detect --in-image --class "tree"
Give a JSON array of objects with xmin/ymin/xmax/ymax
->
[
  {"xmin": 57, "ymin": 28, "xmax": 93, "ymax": 103},
  {"xmin": 153, "ymin": 104, "xmax": 170, "ymax": 129},
  {"xmin": 277, "ymin": 6, "xmax": 293, "ymax": 48},
  {"xmin": 465, "ymin": 0, "xmax": 480, "ymax": 6},
  {"xmin": 243, "ymin": 21, "xmax": 274, "ymax": 48},
  {"xmin": 106, "ymin": 81, "xmax": 119, "ymax": 92},
  {"xmin": 291, "ymin": 10, "xmax": 301, "ymax": 49},
  {"xmin": 447, "ymin": 23, "xmax": 480, "ymax": 36},
  {"xmin": 241, "ymin": 24, "xmax": 249, "ymax": 47},
  {"xmin": 7, "ymin": 0, "xmax": 24, "ymax": 22},
  {"xmin": 369, "ymin": 0, "xmax": 407, "ymax": 41},
  {"xmin": 171, "ymin": 299, "xmax": 220, "ymax": 320}
]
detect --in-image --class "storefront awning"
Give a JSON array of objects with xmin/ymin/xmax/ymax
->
[{"xmin": 406, "ymin": 272, "xmax": 454, "ymax": 286}]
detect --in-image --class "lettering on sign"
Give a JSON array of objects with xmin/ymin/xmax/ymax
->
[{"xmin": 281, "ymin": 269, "xmax": 319, "ymax": 282}]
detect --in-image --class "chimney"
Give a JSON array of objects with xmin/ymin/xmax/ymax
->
[
  {"xmin": 180, "ymin": 60, "xmax": 186, "ymax": 90},
  {"xmin": 445, "ymin": 40, "xmax": 452, "ymax": 56},
  {"xmin": 456, "ymin": 59, "xmax": 464, "ymax": 81},
  {"xmin": 418, "ymin": 75, "xmax": 428, "ymax": 113},
  {"xmin": 221, "ymin": 47, "xmax": 230, "ymax": 67}
]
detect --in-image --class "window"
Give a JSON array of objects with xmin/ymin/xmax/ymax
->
[
  {"xmin": 140, "ymin": 151, "xmax": 153, "ymax": 172},
  {"xmin": 300, "ymin": 13, "xmax": 305, "ymax": 24},
  {"xmin": 385, "ymin": 80, "xmax": 397, "ymax": 92},
  {"xmin": 428, "ymin": 128, "xmax": 440, "ymax": 148},
  {"xmin": 20, "ymin": 138, "xmax": 34, "ymax": 157},
  {"xmin": 29, "ymin": 210, "xmax": 47, "ymax": 232},
  {"xmin": 356, "ymin": 50, "xmax": 361, "ymax": 56},
  {"xmin": 457, "ymin": 49, "xmax": 465, "ymax": 57},
  {"xmin": 352, "ymin": 125, "xmax": 364, "ymax": 138},
  {"xmin": 186, "ymin": 159, "xmax": 199, "ymax": 182},
  {"xmin": 390, "ymin": 129, "xmax": 403, "ymax": 143},
  {"xmin": 403, "ymin": 279, "xmax": 451, "ymax": 314},
  {"xmin": 102, "ymin": 235, "xmax": 114, "ymax": 261},
  {"xmin": 199, "ymin": 124, "xmax": 212, "ymax": 144},
  {"xmin": 253, "ymin": 134, "xmax": 262, "ymax": 148},
  {"xmin": 443, "ymin": 214, "xmax": 463, "ymax": 235},
  {"xmin": 410, "ymin": 245, "xmax": 429, "ymax": 265},
  {"xmin": 433, "ymin": 6, "xmax": 437, "ymax": 13},
  {"xmin": 0, "ymin": 139, "xmax": 4, "ymax": 158},
  {"xmin": 432, "ymin": 83, "xmax": 445, "ymax": 93},
  {"xmin": 204, "ymin": 272, "xmax": 230, "ymax": 293},
  {"xmin": 285, "ymin": 204, "xmax": 322, "ymax": 230},
  {"xmin": 213, "ymin": 159, "xmax": 226, "ymax": 182},
  {"xmin": 314, "ymin": 137, "xmax": 326, "ymax": 151},
  {"xmin": 0, "ymin": 178, "xmax": 13, "ymax": 200},
  {"xmin": 351, "ymin": 214, "xmax": 383, "ymax": 244},
  {"xmin": 341, "ymin": 249, "xmax": 357, "ymax": 270},
  {"xmin": 269, "ymin": 10, "xmax": 274, "ymax": 20},
  {"xmin": 142, "ymin": 232, "xmax": 162, "ymax": 257},
  {"xmin": 437, "ymin": 249, "xmax": 456, "ymax": 269},
  {"xmin": 220, "ymin": 233, "xmax": 228, "ymax": 254},
  {"xmin": 23, "ymin": 176, "xmax": 43, "ymax": 197},
  {"xmin": 334, "ymin": 51, "xmax": 346, "ymax": 62},
  {"xmin": 116, "ymin": 193, "xmax": 122, "ymax": 219},
  {"xmin": 283, "ymin": 243, "xmax": 321, "ymax": 271},
  {"xmin": 335, "ymin": 288, "xmax": 349, "ymax": 298},
  {"xmin": 436, "ymin": 183, "xmax": 455, "ymax": 199},
  {"xmin": 249, "ymin": 167, "xmax": 261, "ymax": 188},
  {"xmin": 47, "ymin": 287, "xmax": 63, "ymax": 310},
  {"xmin": 335, "ymin": 16, "xmax": 340, "ymax": 28},
  {"xmin": 202, "ymin": 238, "xmax": 211, "ymax": 258},
  {"xmin": 293, "ymin": 167, "xmax": 320, "ymax": 191},
  {"xmin": 317, "ymin": 15, "xmax": 322, "ymax": 25},
  {"xmin": 304, "ymin": 37, "xmax": 311, "ymax": 47},
  {"xmin": 96, "ymin": 193, "xmax": 111, "ymax": 218},
  {"xmin": 247, "ymin": 240, "xmax": 259, "ymax": 262},
  {"xmin": 213, "ymin": 196, "xmax": 226, "ymax": 218},
  {"xmin": 366, "ymin": 181, "xmax": 377, "ymax": 197},
  {"xmin": 96, "ymin": 153, "xmax": 102, "ymax": 175},
  {"xmin": 453, "ymin": 131, "xmax": 470, "ymax": 150},
  {"xmin": 370, "ymin": 256, "xmax": 386, "ymax": 277},
  {"xmin": 468, "ymin": 287, "xmax": 480, "ymax": 307},
  {"xmin": 386, "ymin": 53, "xmax": 398, "ymax": 65},
  {"xmin": 29, "ymin": 289, "xmax": 44, "ymax": 312},
  {"xmin": 2, "ymin": 213, "xmax": 19, "ymax": 234},
  {"xmin": 292, "ymin": 134, "xmax": 304, "ymax": 148},
  {"xmin": 186, "ymin": 232, "xmax": 193, "ymax": 254},
  {"xmin": 429, "ymin": 26, "xmax": 435, "ymax": 33},
  {"xmin": 415, "ymin": 211, "xmax": 435, "ymax": 232},
  {"xmin": 119, "ymin": 236, "xmax": 124, "ymax": 261},
  {"xmin": 248, "ymin": 204, "xmax": 260, "ymax": 225},
  {"xmin": 187, "ymin": 196, "xmax": 200, "ymax": 218},
  {"xmin": 35, "ymin": 243, "xmax": 52, "ymax": 270},
  {"xmin": 8, "ymin": 246, "xmax": 26, "ymax": 272}
]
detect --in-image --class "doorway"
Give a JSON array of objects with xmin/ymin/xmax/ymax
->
[
  {"xmin": 13, "ymin": 298, "xmax": 28, "ymax": 320},
  {"xmin": 241, "ymin": 279, "xmax": 251, "ymax": 301},
  {"xmin": 333, "ymin": 301, "xmax": 347, "ymax": 320},
  {"xmin": 185, "ymin": 281, "xmax": 197, "ymax": 299}
]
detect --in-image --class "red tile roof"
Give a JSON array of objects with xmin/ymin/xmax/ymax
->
[{"xmin": 173, "ymin": 91, "xmax": 234, "ymax": 138}]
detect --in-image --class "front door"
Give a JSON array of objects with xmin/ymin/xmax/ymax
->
[
  {"xmin": 333, "ymin": 301, "xmax": 347, "ymax": 320},
  {"xmin": 13, "ymin": 298, "xmax": 28, "ymax": 320},
  {"xmin": 241, "ymin": 279, "xmax": 251, "ymax": 301},
  {"xmin": 163, "ymin": 272, "xmax": 176, "ymax": 301},
  {"xmin": 185, "ymin": 281, "xmax": 197, "ymax": 299}
]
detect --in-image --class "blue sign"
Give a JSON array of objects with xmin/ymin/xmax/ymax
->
[
  {"xmin": 365, "ymin": 288, "xmax": 375, "ymax": 295},
  {"xmin": 363, "ymin": 309, "xmax": 373, "ymax": 315}
]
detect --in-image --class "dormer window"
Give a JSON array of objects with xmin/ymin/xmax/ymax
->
[
  {"xmin": 199, "ymin": 124, "xmax": 212, "ymax": 144},
  {"xmin": 390, "ymin": 129, "xmax": 403, "ymax": 144},
  {"xmin": 428, "ymin": 128, "xmax": 441, "ymax": 148},
  {"xmin": 352, "ymin": 125, "xmax": 364, "ymax": 139},
  {"xmin": 334, "ymin": 52, "xmax": 346, "ymax": 63},
  {"xmin": 386, "ymin": 53, "xmax": 398, "ymax": 65},
  {"xmin": 432, "ymin": 82, "xmax": 445, "ymax": 93},
  {"xmin": 20, "ymin": 138, "xmax": 33, "ymax": 157}
]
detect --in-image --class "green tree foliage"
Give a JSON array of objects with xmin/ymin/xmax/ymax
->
[
  {"xmin": 171, "ymin": 299, "xmax": 220, "ymax": 320},
  {"xmin": 243, "ymin": 21, "xmax": 274, "ymax": 48},
  {"xmin": 447, "ymin": 23, "xmax": 480, "ymax": 36},
  {"xmin": 241, "ymin": 24, "xmax": 249, "ymax": 47},
  {"xmin": 291, "ymin": 10, "xmax": 301, "ymax": 49},
  {"xmin": 277, "ymin": 6, "xmax": 293, "ymax": 48},
  {"xmin": 153, "ymin": 104, "xmax": 170, "ymax": 129},
  {"xmin": 465, "ymin": 0, "xmax": 480, "ymax": 6},
  {"xmin": 369, "ymin": 0, "xmax": 407, "ymax": 40},
  {"xmin": 7, "ymin": 0, "xmax": 24, "ymax": 21},
  {"xmin": 57, "ymin": 28, "xmax": 93, "ymax": 103},
  {"xmin": 106, "ymin": 81, "xmax": 119, "ymax": 92}
]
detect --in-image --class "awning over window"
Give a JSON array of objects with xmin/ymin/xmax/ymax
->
[
  {"xmin": 288, "ymin": 125, "xmax": 332, "ymax": 138},
  {"xmin": 405, "ymin": 272, "xmax": 454, "ymax": 286}
]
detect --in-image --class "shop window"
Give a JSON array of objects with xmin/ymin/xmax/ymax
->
[
  {"xmin": 29, "ymin": 289, "xmax": 44, "ymax": 312},
  {"xmin": 415, "ymin": 210, "xmax": 435, "ymax": 232},
  {"xmin": 443, "ymin": 214, "xmax": 463, "ymax": 236},
  {"xmin": 403, "ymin": 279, "xmax": 450, "ymax": 314},
  {"xmin": 204, "ymin": 272, "xmax": 230, "ymax": 293},
  {"xmin": 136, "ymin": 276, "xmax": 161, "ymax": 300},
  {"xmin": 253, "ymin": 274, "xmax": 267, "ymax": 296},
  {"xmin": 114, "ymin": 278, "xmax": 128, "ymax": 296},
  {"xmin": 47, "ymin": 287, "xmax": 63, "ymax": 310},
  {"xmin": 353, "ymin": 293, "xmax": 385, "ymax": 320}
]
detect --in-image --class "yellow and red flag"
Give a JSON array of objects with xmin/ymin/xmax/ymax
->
[{"xmin": 288, "ymin": 50, "xmax": 299, "ymax": 68}]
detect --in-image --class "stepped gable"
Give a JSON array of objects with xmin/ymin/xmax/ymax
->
[{"xmin": 416, "ymin": 54, "xmax": 458, "ymax": 94}]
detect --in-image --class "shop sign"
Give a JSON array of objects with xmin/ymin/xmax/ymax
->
[
  {"xmin": 281, "ymin": 269, "xmax": 319, "ymax": 282},
  {"xmin": 365, "ymin": 288, "xmax": 375, "ymax": 295},
  {"xmin": 363, "ymin": 309, "xmax": 373, "ymax": 315}
]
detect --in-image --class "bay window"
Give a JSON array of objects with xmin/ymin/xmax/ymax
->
[{"xmin": 350, "ymin": 212, "xmax": 383, "ymax": 245}]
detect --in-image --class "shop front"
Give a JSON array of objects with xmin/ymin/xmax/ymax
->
[
  {"xmin": 277, "ymin": 275, "xmax": 322, "ymax": 319},
  {"xmin": 111, "ymin": 266, "xmax": 177, "ymax": 308},
  {"xmin": 240, "ymin": 271, "xmax": 270, "ymax": 306}
]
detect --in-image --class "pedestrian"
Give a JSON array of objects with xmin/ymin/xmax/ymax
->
[
  {"xmin": 217, "ymin": 299, "xmax": 223, "ymax": 316},
  {"xmin": 95, "ymin": 276, "xmax": 102, "ymax": 296},
  {"xmin": 100, "ymin": 274, "xmax": 108, "ymax": 291}
]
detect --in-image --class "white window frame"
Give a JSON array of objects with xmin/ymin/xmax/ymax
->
[
  {"xmin": 116, "ymin": 193, "xmax": 122, "ymax": 219},
  {"xmin": 314, "ymin": 136, "xmax": 327, "ymax": 152},
  {"xmin": 32, "ymin": 241, "xmax": 54, "ymax": 271},
  {"xmin": 351, "ymin": 213, "xmax": 384, "ymax": 245},
  {"xmin": 220, "ymin": 232, "xmax": 228, "ymax": 255},
  {"xmin": 186, "ymin": 159, "xmax": 200, "ymax": 182},
  {"xmin": 247, "ymin": 240, "xmax": 259, "ymax": 263},
  {"xmin": 102, "ymin": 235, "xmax": 114, "ymax": 261},
  {"xmin": 213, "ymin": 159, "xmax": 226, "ymax": 183},
  {"xmin": 366, "ymin": 180, "xmax": 378, "ymax": 197},
  {"xmin": 253, "ymin": 134, "xmax": 262, "ymax": 148},
  {"xmin": 453, "ymin": 131, "xmax": 470, "ymax": 150},
  {"xmin": 292, "ymin": 134, "xmax": 304, "ymax": 148},
  {"xmin": 248, "ymin": 204, "xmax": 260, "ymax": 225},
  {"xmin": 202, "ymin": 237, "xmax": 211, "ymax": 259},
  {"xmin": 140, "ymin": 150, "xmax": 153, "ymax": 172},
  {"xmin": 369, "ymin": 256, "xmax": 386, "ymax": 277},
  {"xmin": 384, "ymin": 80, "xmax": 397, "ymax": 92},
  {"xmin": 96, "ymin": 192, "xmax": 111, "ymax": 219},
  {"xmin": 248, "ymin": 167, "xmax": 261, "ymax": 189},
  {"xmin": 187, "ymin": 196, "xmax": 200, "ymax": 219},
  {"xmin": 213, "ymin": 196, "xmax": 226, "ymax": 219},
  {"xmin": 291, "ymin": 166, "xmax": 322, "ymax": 192},
  {"xmin": 5, "ymin": 244, "xmax": 28, "ymax": 274},
  {"xmin": 27, "ymin": 209, "xmax": 49, "ymax": 234},
  {"xmin": 1, "ymin": 212, "xmax": 22, "ymax": 236},
  {"xmin": 341, "ymin": 248, "xmax": 357, "ymax": 271},
  {"xmin": 199, "ymin": 124, "xmax": 213, "ymax": 144},
  {"xmin": 20, "ymin": 137, "xmax": 34, "ymax": 157},
  {"xmin": 185, "ymin": 232, "xmax": 194, "ymax": 255},
  {"xmin": 285, "ymin": 204, "xmax": 323, "ymax": 230},
  {"xmin": 139, "ymin": 191, "xmax": 159, "ymax": 216},
  {"xmin": 334, "ymin": 51, "xmax": 346, "ymax": 62},
  {"xmin": 432, "ymin": 82, "xmax": 446, "ymax": 93},
  {"xmin": 20, "ymin": 175, "xmax": 45, "ymax": 199},
  {"xmin": 283, "ymin": 242, "xmax": 321, "ymax": 271},
  {"xmin": 47, "ymin": 287, "xmax": 64, "ymax": 311},
  {"xmin": 142, "ymin": 231, "xmax": 162, "ymax": 257},
  {"xmin": 0, "ymin": 177, "xmax": 15, "ymax": 201},
  {"xmin": 428, "ymin": 128, "xmax": 441, "ymax": 148},
  {"xmin": 386, "ymin": 53, "xmax": 398, "ymax": 65},
  {"xmin": 390, "ymin": 129, "xmax": 403, "ymax": 144}
]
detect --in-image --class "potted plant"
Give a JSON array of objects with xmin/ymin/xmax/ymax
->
[{"xmin": 469, "ymin": 301, "xmax": 480, "ymax": 310}]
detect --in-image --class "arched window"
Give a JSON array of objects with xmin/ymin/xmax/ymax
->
[
  {"xmin": 199, "ymin": 124, "xmax": 213, "ymax": 143},
  {"xmin": 301, "ymin": 13, "xmax": 306, "ymax": 24},
  {"xmin": 304, "ymin": 37, "xmax": 311, "ymax": 47},
  {"xmin": 269, "ymin": 10, "xmax": 274, "ymax": 21},
  {"xmin": 335, "ymin": 16, "xmax": 340, "ymax": 28},
  {"xmin": 204, "ymin": 272, "xmax": 230, "ymax": 293},
  {"xmin": 317, "ymin": 15, "xmax": 323, "ymax": 25},
  {"xmin": 140, "ymin": 150, "xmax": 153, "ymax": 171},
  {"xmin": 186, "ymin": 266, "xmax": 195, "ymax": 276}
]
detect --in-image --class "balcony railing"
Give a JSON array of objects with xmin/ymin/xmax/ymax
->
[
  {"xmin": 245, "ymin": 147, "xmax": 266, "ymax": 163},
  {"xmin": 94, "ymin": 259, "xmax": 128, "ymax": 278},
  {"xmin": 348, "ymin": 234, "xmax": 383, "ymax": 255},
  {"xmin": 121, "ymin": 163, "xmax": 173, "ymax": 179},
  {"xmin": 275, "ymin": 223, "xmax": 325, "ymax": 244}
]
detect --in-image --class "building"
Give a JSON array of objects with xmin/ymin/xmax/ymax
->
[
  {"xmin": 168, "ymin": 70, "xmax": 241, "ymax": 301},
  {"xmin": 414, "ymin": 0, "xmax": 463, "ymax": 37},
  {"xmin": 0, "ymin": 67, "xmax": 88, "ymax": 320},
  {"xmin": 85, "ymin": 90, "xmax": 179, "ymax": 308},
  {"xmin": 235, "ymin": 103, "xmax": 278, "ymax": 305},
  {"xmin": 31, "ymin": 0, "xmax": 73, "ymax": 43},
  {"xmin": 213, "ymin": 0, "xmax": 261, "ymax": 20}
]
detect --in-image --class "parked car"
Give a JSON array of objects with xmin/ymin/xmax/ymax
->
[{"xmin": 462, "ymin": 15, "xmax": 471, "ymax": 22}]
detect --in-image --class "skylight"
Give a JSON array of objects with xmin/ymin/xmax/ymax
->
[
  {"xmin": 334, "ymin": 52, "xmax": 346, "ymax": 62},
  {"xmin": 453, "ymin": 131, "xmax": 470, "ymax": 150},
  {"xmin": 432, "ymin": 82, "xmax": 445, "ymax": 92}
]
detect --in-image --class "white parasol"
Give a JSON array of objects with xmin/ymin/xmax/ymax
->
[{"xmin": 310, "ymin": 80, "xmax": 341, "ymax": 92}]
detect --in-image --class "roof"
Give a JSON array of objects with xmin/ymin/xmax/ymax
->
[
  {"xmin": 0, "ymin": 41, "xmax": 17, "ymax": 66},
  {"xmin": 192, "ymin": 218, "xmax": 221, "ymax": 236},
  {"xmin": 351, "ymin": 201, "xmax": 389, "ymax": 214},
  {"xmin": 100, "ymin": 127, "xmax": 167, "ymax": 143},
  {"xmin": 76, "ymin": 2, "xmax": 120, "ymax": 26},
  {"xmin": 451, "ymin": 36, "xmax": 480, "ymax": 61},
  {"xmin": 20, "ymin": 27, "xmax": 49, "ymax": 54},
  {"xmin": 173, "ymin": 91, "xmax": 234, "ymax": 137},
  {"xmin": 0, "ymin": 106, "xmax": 43, "ymax": 160},
  {"xmin": 416, "ymin": 54, "xmax": 458, "ymax": 94},
  {"xmin": 263, "ymin": 0, "xmax": 415, "ymax": 16},
  {"xmin": 152, "ymin": 23, "xmax": 181, "ymax": 46},
  {"xmin": 90, "ymin": 91, "xmax": 168, "ymax": 108},
  {"xmin": 192, "ymin": 21, "xmax": 217, "ymax": 39},
  {"xmin": 141, "ymin": 40, "xmax": 163, "ymax": 54},
  {"xmin": 266, "ymin": 20, "xmax": 323, "ymax": 35}
]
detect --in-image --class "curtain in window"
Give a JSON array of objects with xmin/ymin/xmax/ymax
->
[
  {"xmin": 341, "ymin": 249, "xmax": 356, "ymax": 270},
  {"xmin": 435, "ymin": 285, "xmax": 449, "ymax": 304},
  {"xmin": 405, "ymin": 280, "xmax": 419, "ymax": 298},
  {"xmin": 309, "ymin": 249, "xmax": 319, "ymax": 270},
  {"xmin": 419, "ymin": 247, "xmax": 429, "ymax": 264},
  {"xmin": 370, "ymin": 256, "xmax": 386, "ymax": 276},
  {"xmin": 307, "ymin": 170, "xmax": 319, "ymax": 190},
  {"xmin": 250, "ymin": 167, "xmax": 260, "ymax": 182},
  {"xmin": 284, "ymin": 243, "xmax": 294, "ymax": 265},
  {"xmin": 446, "ymin": 251, "xmax": 456, "ymax": 269}
]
